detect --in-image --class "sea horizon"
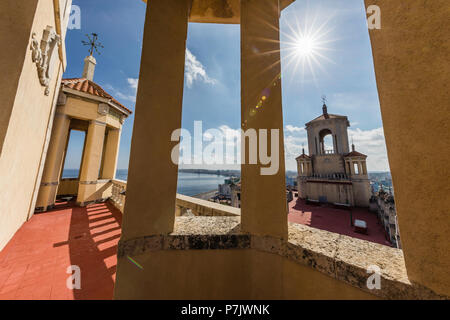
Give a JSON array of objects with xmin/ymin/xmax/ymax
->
[{"xmin": 62, "ymin": 168, "xmax": 228, "ymax": 197}]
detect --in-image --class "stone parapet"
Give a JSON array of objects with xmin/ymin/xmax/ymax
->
[{"xmin": 118, "ymin": 216, "xmax": 447, "ymax": 300}]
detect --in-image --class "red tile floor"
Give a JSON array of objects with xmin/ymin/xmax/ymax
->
[
  {"xmin": 0, "ymin": 200, "xmax": 121, "ymax": 300},
  {"xmin": 288, "ymin": 198, "xmax": 392, "ymax": 246}
]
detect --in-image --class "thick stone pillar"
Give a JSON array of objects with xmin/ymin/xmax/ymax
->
[
  {"xmin": 240, "ymin": 0, "xmax": 287, "ymax": 239},
  {"xmin": 100, "ymin": 128, "xmax": 121, "ymax": 179},
  {"xmin": 365, "ymin": 0, "xmax": 449, "ymax": 296},
  {"xmin": 120, "ymin": 0, "xmax": 189, "ymax": 240},
  {"xmin": 35, "ymin": 113, "xmax": 70, "ymax": 211},
  {"xmin": 77, "ymin": 120, "xmax": 106, "ymax": 205}
]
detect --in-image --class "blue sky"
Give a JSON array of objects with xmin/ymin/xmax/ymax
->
[{"xmin": 63, "ymin": 0, "xmax": 390, "ymax": 172}]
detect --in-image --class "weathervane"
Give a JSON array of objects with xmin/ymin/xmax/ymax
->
[
  {"xmin": 321, "ymin": 95, "xmax": 327, "ymax": 105},
  {"xmin": 82, "ymin": 33, "xmax": 104, "ymax": 56}
]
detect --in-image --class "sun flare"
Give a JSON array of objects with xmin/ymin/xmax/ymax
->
[
  {"xmin": 280, "ymin": 10, "xmax": 337, "ymax": 85},
  {"xmin": 294, "ymin": 36, "xmax": 316, "ymax": 57}
]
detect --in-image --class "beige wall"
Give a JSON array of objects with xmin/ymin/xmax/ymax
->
[
  {"xmin": 365, "ymin": 0, "xmax": 449, "ymax": 296},
  {"xmin": 313, "ymin": 154, "xmax": 346, "ymax": 175},
  {"xmin": 0, "ymin": 0, "xmax": 38, "ymax": 155},
  {"xmin": 0, "ymin": 0, "xmax": 70, "ymax": 250},
  {"xmin": 114, "ymin": 249, "xmax": 376, "ymax": 299},
  {"xmin": 306, "ymin": 182, "xmax": 354, "ymax": 205}
]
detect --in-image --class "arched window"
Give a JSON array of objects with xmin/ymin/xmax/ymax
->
[{"xmin": 319, "ymin": 129, "xmax": 334, "ymax": 154}]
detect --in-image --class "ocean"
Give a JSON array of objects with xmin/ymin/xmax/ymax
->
[{"xmin": 62, "ymin": 169, "xmax": 227, "ymax": 197}]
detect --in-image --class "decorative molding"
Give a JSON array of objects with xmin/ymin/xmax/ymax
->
[
  {"xmin": 57, "ymin": 92, "xmax": 67, "ymax": 106},
  {"xmin": 30, "ymin": 26, "xmax": 61, "ymax": 95},
  {"xmin": 98, "ymin": 103, "xmax": 110, "ymax": 116},
  {"xmin": 40, "ymin": 181, "xmax": 59, "ymax": 187},
  {"xmin": 79, "ymin": 180, "xmax": 99, "ymax": 185},
  {"xmin": 91, "ymin": 120, "xmax": 106, "ymax": 127}
]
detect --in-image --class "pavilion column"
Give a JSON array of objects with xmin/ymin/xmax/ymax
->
[
  {"xmin": 100, "ymin": 128, "xmax": 121, "ymax": 179},
  {"xmin": 240, "ymin": 0, "xmax": 287, "ymax": 239},
  {"xmin": 35, "ymin": 113, "xmax": 70, "ymax": 211},
  {"xmin": 120, "ymin": 0, "xmax": 190, "ymax": 240},
  {"xmin": 77, "ymin": 120, "xmax": 106, "ymax": 206},
  {"xmin": 362, "ymin": 161, "xmax": 367, "ymax": 175}
]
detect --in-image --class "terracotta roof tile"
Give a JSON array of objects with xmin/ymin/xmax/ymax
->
[{"xmin": 61, "ymin": 78, "xmax": 132, "ymax": 114}]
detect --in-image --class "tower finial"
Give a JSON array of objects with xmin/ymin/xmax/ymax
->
[
  {"xmin": 321, "ymin": 95, "xmax": 329, "ymax": 118},
  {"xmin": 351, "ymin": 137, "xmax": 355, "ymax": 152},
  {"xmin": 302, "ymin": 143, "xmax": 305, "ymax": 155}
]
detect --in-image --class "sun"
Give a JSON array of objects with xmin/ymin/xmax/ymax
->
[
  {"xmin": 294, "ymin": 35, "xmax": 317, "ymax": 57},
  {"xmin": 280, "ymin": 10, "xmax": 337, "ymax": 84}
]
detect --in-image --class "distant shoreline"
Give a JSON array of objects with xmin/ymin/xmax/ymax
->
[
  {"xmin": 178, "ymin": 169, "xmax": 241, "ymax": 177},
  {"xmin": 193, "ymin": 189, "xmax": 218, "ymax": 200}
]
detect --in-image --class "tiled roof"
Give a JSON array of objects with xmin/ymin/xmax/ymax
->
[{"xmin": 61, "ymin": 78, "xmax": 132, "ymax": 114}]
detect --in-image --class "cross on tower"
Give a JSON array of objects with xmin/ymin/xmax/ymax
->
[{"xmin": 82, "ymin": 33, "xmax": 104, "ymax": 56}]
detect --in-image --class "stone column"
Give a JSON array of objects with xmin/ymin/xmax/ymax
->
[
  {"xmin": 241, "ymin": 0, "xmax": 287, "ymax": 239},
  {"xmin": 100, "ymin": 128, "xmax": 121, "ymax": 179},
  {"xmin": 77, "ymin": 120, "xmax": 106, "ymax": 205},
  {"xmin": 362, "ymin": 161, "xmax": 367, "ymax": 175},
  {"xmin": 35, "ymin": 113, "xmax": 70, "ymax": 211},
  {"xmin": 120, "ymin": 0, "xmax": 190, "ymax": 240}
]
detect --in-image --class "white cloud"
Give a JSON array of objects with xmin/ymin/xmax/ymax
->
[
  {"xmin": 348, "ymin": 127, "xmax": 390, "ymax": 172},
  {"xmin": 104, "ymin": 78, "xmax": 139, "ymax": 103},
  {"xmin": 127, "ymin": 78, "xmax": 139, "ymax": 91},
  {"xmin": 285, "ymin": 125, "xmax": 305, "ymax": 133},
  {"xmin": 185, "ymin": 49, "xmax": 217, "ymax": 88}
]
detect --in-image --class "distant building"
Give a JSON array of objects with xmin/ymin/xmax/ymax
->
[
  {"xmin": 218, "ymin": 177, "xmax": 240, "ymax": 198},
  {"xmin": 370, "ymin": 188, "xmax": 401, "ymax": 248},
  {"xmin": 296, "ymin": 102, "xmax": 371, "ymax": 207},
  {"xmin": 231, "ymin": 183, "xmax": 241, "ymax": 208}
]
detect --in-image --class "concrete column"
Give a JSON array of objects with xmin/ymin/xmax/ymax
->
[
  {"xmin": 101, "ymin": 128, "xmax": 121, "ymax": 179},
  {"xmin": 77, "ymin": 120, "xmax": 106, "ymax": 205},
  {"xmin": 120, "ymin": 0, "xmax": 189, "ymax": 240},
  {"xmin": 241, "ymin": 0, "xmax": 287, "ymax": 239},
  {"xmin": 35, "ymin": 113, "xmax": 70, "ymax": 211}
]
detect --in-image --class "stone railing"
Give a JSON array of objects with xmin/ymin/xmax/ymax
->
[
  {"xmin": 306, "ymin": 173, "xmax": 351, "ymax": 181},
  {"xmin": 109, "ymin": 180, "xmax": 240, "ymax": 217},
  {"xmin": 176, "ymin": 193, "xmax": 240, "ymax": 217},
  {"xmin": 110, "ymin": 179, "xmax": 127, "ymax": 212}
]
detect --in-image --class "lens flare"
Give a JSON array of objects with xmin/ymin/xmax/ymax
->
[{"xmin": 280, "ymin": 9, "xmax": 338, "ymax": 86}]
